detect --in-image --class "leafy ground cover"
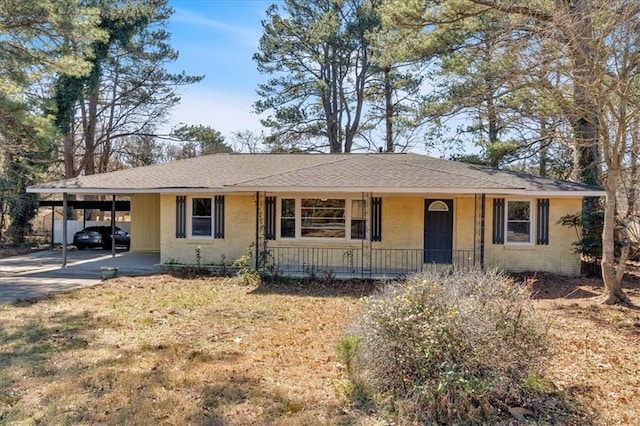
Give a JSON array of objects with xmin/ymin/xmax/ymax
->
[{"xmin": 1, "ymin": 270, "xmax": 639, "ymax": 425}]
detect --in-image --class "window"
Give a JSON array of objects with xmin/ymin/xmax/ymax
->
[
  {"xmin": 351, "ymin": 200, "xmax": 366, "ymax": 240},
  {"xmin": 301, "ymin": 198, "xmax": 345, "ymax": 238},
  {"xmin": 191, "ymin": 198, "xmax": 212, "ymax": 236},
  {"xmin": 278, "ymin": 197, "xmax": 366, "ymax": 240},
  {"xmin": 280, "ymin": 198, "xmax": 295, "ymax": 238},
  {"xmin": 428, "ymin": 200, "xmax": 449, "ymax": 211},
  {"xmin": 506, "ymin": 200, "xmax": 532, "ymax": 244}
]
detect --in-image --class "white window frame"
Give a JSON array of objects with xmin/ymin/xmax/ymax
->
[
  {"xmin": 276, "ymin": 196, "xmax": 367, "ymax": 241},
  {"xmin": 188, "ymin": 196, "xmax": 214, "ymax": 239},
  {"xmin": 504, "ymin": 199, "xmax": 534, "ymax": 245}
]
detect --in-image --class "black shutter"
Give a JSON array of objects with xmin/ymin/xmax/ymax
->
[
  {"xmin": 176, "ymin": 196, "xmax": 186, "ymax": 238},
  {"xmin": 214, "ymin": 195, "xmax": 225, "ymax": 239},
  {"xmin": 492, "ymin": 198, "xmax": 505, "ymax": 244},
  {"xmin": 537, "ymin": 198, "xmax": 550, "ymax": 245},
  {"xmin": 265, "ymin": 196, "xmax": 276, "ymax": 240},
  {"xmin": 371, "ymin": 197, "xmax": 382, "ymax": 242}
]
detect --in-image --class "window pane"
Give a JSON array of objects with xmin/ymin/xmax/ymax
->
[
  {"xmin": 351, "ymin": 219, "xmax": 366, "ymax": 239},
  {"xmin": 192, "ymin": 198, "xmax": 212, "ymax": 236},
  {"xmin": 281, "ymin": 198, "xmax": 295, "ymax": 218},
  {"xmin": 192, "ymin": 218, "xmax": 212, "ymax": 236},
  {"xmin": 508, "ymin": 201, "xmax": 530, "ymax": 220},
  {"xmin": 193, "ymin": 198, "xmax": 212, "ymax": 217},
  {"xmin": 300, "ymin": 199, "xmax": 345, "ymax": 238},
  {"xmin": 506, "ymin": 201, "xmax": 531, "ymax": 243},
  {"xmin": 507, "ymin": 222, "xmax": 530, "ymax": 243},
  {"xmin": 302, "ymin": 198, "xmax": 345, "ymax": 209},
  {"xmin": 281, "ymin": 218, "xmax": 295, "ymax": 238},
  {"xmin": 352, "ymin": 200, "xmax": 365, "ymax": 219},
  {"xmin": 301, "ymin": 225, "xmax": 345, "ymax": 238}
]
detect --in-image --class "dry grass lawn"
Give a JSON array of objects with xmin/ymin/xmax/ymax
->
[{"xmin": 1, "ymin": 270, "xmax": 639, "ymax": 425}]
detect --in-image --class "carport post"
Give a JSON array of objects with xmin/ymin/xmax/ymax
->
[
  {"xmin": 111, "ymin": 195, "xmax": 116, "ymax": 257},
  {"xmin": 50, "ymin": 206, "xmax": 55, "ymax": 250},
  {"xmin": 62, "ymin": 193, "xmax": 68, "ymax": 268}
]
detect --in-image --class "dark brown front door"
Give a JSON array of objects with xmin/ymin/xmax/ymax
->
[{"xmin": 424, "ymin": 199, "xmax": 453, "ymax": 263}]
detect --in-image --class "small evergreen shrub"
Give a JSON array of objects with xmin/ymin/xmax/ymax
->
[{"xmin": 346, "ymin": 268, "xmax": 548, "ymax": 424}]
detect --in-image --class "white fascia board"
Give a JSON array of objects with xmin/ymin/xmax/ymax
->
[
  {"xmin": 229, "ymin": 186, "xmax": 525, "ymax": 194},
  {"xmin": 522, "ymin": 190, "xmax": 606, "ymax": 197},
  {"xmin": 26, "ymin": 187, "xmax": 230, "ymax": 195},
  {"xmin": 27, "ymin": 185, "xmax": 605, "ymax": 198},
  {"xmin": 235, "ymin": 186, "xmax": 605, "ymax": 197}
]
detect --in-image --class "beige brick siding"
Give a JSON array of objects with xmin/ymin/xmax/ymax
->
[
  {"xmin": 373, "ymin": 197, "xmax": 423, "ymax": 250},
  {"xmin": 156, "ymin": 193, "xmax": 582, "ymax": 275},
  {"xmin": 484, "ymin": 197, "xmax": 581, "ymax": 275},
  {"xmin": 160, "ymin": 194, "xmax": 256, "ymax": 265},
  {"xmin": 130, "ymin": 193, "xmax": 160, "ymax": 252}
]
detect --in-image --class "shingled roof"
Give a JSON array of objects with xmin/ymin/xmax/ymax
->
[{"xmin": 28, "ymin": 153, "xmax": 604, "ymax": 196}]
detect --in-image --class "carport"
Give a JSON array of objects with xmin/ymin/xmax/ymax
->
[
  {"xmin": 29, "ymin": 185, "xmax": 160, "ymax": 268},
  {"xmin": 38, "ymin": 195, "xmax": 128, "ymax": 267},
  {"xmin": 39, "ymin": 198, "xmax": 131, "ymax": 246}
]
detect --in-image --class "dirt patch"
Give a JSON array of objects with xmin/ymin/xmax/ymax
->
[
  {"xmin": 523, "ymin": 271, "xmax": 640, "ymax": 425},
  {"xmin": 1, "ymin": 273, "xmax": 639, "ymax": 424},
  {"xmin": 0, "ymin": 246, "xmax": 48, "ymax": 259}
]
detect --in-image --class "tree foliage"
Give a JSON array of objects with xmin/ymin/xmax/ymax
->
[
  {"xmin": 381, "ymin": 0, "xmax": 640, "ymax": 304},
  {"xmin": 52, "ymin": 0, "xmax": 202, "ymax": 179},
  {"xmin": 170, "ymin": 124, "xmax": 233, "ymax": 159},
  {"xmin": 0, "ymin": 0, "xmax": 104, "ymax": 245},
  {"xmin": 254, "ymin": 0, "xmax": 425, "ymax": 153}
]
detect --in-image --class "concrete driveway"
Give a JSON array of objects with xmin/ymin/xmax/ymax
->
[{"xmin": 0, "ymin": 250, "xmax": 160, "ymax": 304}]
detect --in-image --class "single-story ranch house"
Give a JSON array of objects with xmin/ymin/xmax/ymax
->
[{"xmin": 28, "ymin": 153, "xmax": 605, "ymax": 277}]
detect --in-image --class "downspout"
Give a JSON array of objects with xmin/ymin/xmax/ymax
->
[
  {"xmin": 111, "ymin": 195, "xmax": 116, "ymax": 257},
  {"xmin": 360, "ymin": 192, "xmax": 365, "ymax": 278},
  {"xmin": 62, "ymin": 193, "xmax": 68, "ymax": 268},
  {"xmin": 369, "ymin": 193, "xmax": 373, "ymax": 279},
  {"xmin": 480, "ymin": 194, "xmax": 486, "ymax": 268},
  {"xmin": 255, "ymin": 191, "xmax": 260, "ymax": 270},
  {"xmin": 50, "ymin": 205, "xmax": 55, "ymax": 250},
  {"xmin": 473, "ymin": 194, "xmax": 477, "ymax": 267}
]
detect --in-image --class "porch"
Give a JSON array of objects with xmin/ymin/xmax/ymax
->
[{"xmin": 259, "ymin": 246, "xmax": 481, "ymax": 279}]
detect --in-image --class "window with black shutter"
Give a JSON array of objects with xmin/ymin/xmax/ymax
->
[
  {"xmin": 214, "ymin": 195, "xmax": 225, "ymax": 239},
  {"xmin": 536, "ymin": 198, "xmax": 550, "ymax": 245},
  {"xmin": 265, "ymin": 196, "xmax": 276, "ymax": 240},
  {"xmin": 492, "ymin": 198, "xmax": 505, "ymax": 244},
  {"xmin": 176, "ymin": 196, "xmax": 186, "ymax": 238},
  {"xmin": 371, "ymin": 197, "xmax": 382, "ymax": 242}
]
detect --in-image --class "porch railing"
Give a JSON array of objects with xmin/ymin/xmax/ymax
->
[{"xmin": 259, "ymin": 246, "xmax": 479, "ymax": 278}]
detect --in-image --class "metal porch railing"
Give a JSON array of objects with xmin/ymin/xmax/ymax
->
[{"xmin": 259, "ymin": 246, "xmax": 479, "ymax": 278}]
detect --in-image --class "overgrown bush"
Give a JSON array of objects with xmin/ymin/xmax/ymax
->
[{"xmin": 344, "ymin": 268, "xmax": 548, "ymax": 424}]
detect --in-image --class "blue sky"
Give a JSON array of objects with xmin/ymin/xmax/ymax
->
[
  {"xmin": 165, "ymin": 0, "xmax": 275, "ymax": 138},
  {"xmin": 163, "ymin": 1, "xmax": 462, "ymax": 156}
]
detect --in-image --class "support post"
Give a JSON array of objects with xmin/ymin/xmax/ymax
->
[
  {"xmin": 62, "ymin": 193, "xmax": 68, "ymax": 268},
  {"xmin": 111, "ymin": 195, "xmax": 116, "ymax": 257},
  {"xmin": 480, "ymin": 194, "xmax": 486, "ymax": 268},
  {"xmin": 50, "ymin": 206, "xmax": 55, "ymax": 250},
  {"xmin": 255, "ymin": 191, "xmax": 260, "ymax": 270}
]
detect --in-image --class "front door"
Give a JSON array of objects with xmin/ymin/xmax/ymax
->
[{"xmin": 424, "ymin": 199, "xmax": 453, "ymax": 264}]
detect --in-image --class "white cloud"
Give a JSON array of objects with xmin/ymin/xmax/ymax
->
[
  {"xmin": 167, "ymin": 88, "xmax": 263, "ymax": 137},
  {"xmin": 172, "ymin": 8, "xmax": 261, "ymax": 48}
]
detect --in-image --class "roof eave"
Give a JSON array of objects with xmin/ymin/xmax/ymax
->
[
  {"xmin": 27, "ymin": 185, "xmax": 606, "ymax": 197},
  {"xmin": 27, "ymin": 187, "xmax": 228, "ymax": 195}
]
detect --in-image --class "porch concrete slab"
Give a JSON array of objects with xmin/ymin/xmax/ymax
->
[{"xmin": 0, "ymin": 250, "xmax": 160, "ymax": 304}]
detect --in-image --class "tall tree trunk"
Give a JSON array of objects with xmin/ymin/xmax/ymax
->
[
  {"xmin": 329, "ymin": 48, "xmax": 342, "ymax": 153},
  {"xmin": 539, "ymin": 119, "xmax": 548, "ymax": 177},
  {"xmin": 84, "ymin": 84, "xmax": 99, "ymax": 176},
  {"xmin": 570, "ymin": 0, "xmax": 600, "ymax": 185},
  {"xmin": 601, "ymin": 166, "xmax": 630, "ymax": 305},
  {"xmin": 63, "ymin": 132, "xmax": 75, "ymax": 179},
  {"xmin": 384, "ymin": 67, "xmax": 394, "ymax": 152}
]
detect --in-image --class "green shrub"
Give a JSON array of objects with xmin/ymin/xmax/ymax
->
[{"xmin": 346, "ymin": 268, "xmax": 548, "ymax": 424}]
